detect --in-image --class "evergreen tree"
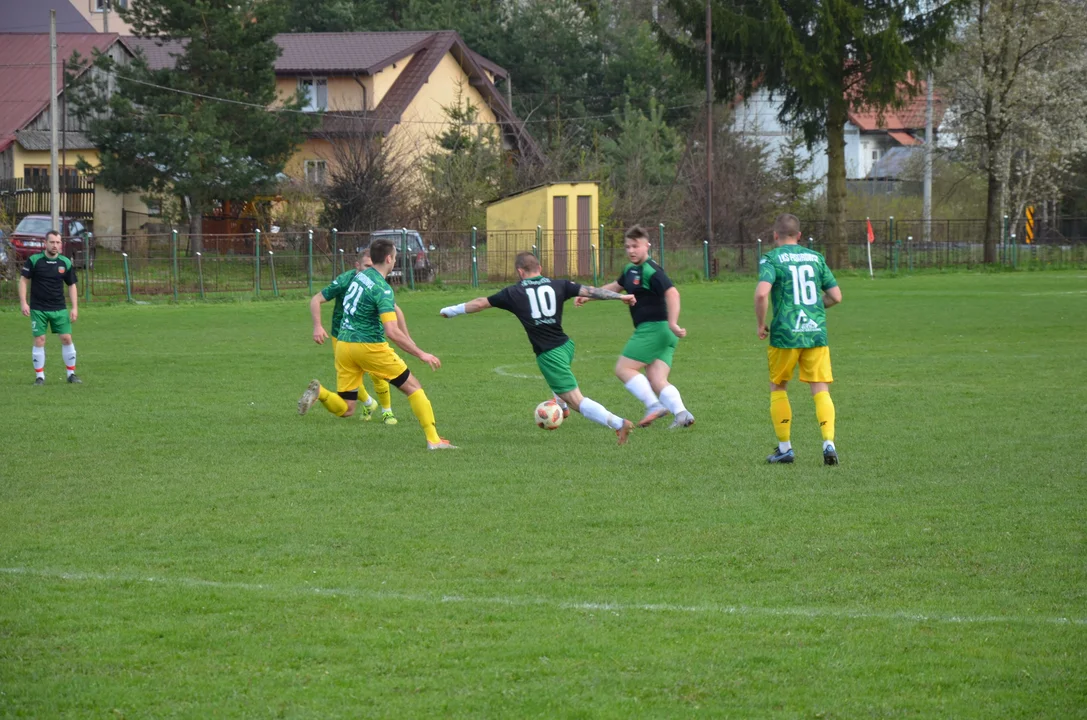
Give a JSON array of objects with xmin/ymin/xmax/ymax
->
[
  {"xmin": 68, "ymin": 0, "xmax": 316, "ymax": 251},
  {"xmin": 658, "ymin": 0, "xmax": 960, "ymax": 266}
]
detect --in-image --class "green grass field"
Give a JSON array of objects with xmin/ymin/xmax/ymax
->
[{"xmin": 1, "ymin": 272, "xmax": 1085, "ymax": 718}]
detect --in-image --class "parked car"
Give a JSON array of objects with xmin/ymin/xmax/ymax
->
[
  {"xmin": 0, "ymin": 229, "xmax": 13, "ymax": 280},
  {"xmin": 367, "ymin": 229, "xmax": 433, "ymax": 283},
  {"xmin": 8, "ymin": 215, "xmax": 94, "ymax": 268}
]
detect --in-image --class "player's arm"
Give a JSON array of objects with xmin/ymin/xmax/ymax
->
[
  {"xmin": 392, "ymin": 304, "xmax": 415, "ymax": 344},
  {"xmin": 577, "ymin": 285, "xmax": 636, "ymax": 306},
  {"xmin": 664, "ymin": 286, "xmax": 686, "ymax": 338},
  {"xmin": 823, "ymin": 286, "xmax": 842, "ymax": 308},
  {"xmin": 309, "ymin": 292, "xmax": 330, "ymax": 344},
  {"xmin": 754, "ymin": 281, "xmax": 772, "ymax": 340},
  {"xmin": 574, "ymin": 281, "xmax": 623, "ymax": 306},
  {"xmin": 439, "ymin": 297, "xmax": 492, "ymax": 317},
  {"xmin": 383, "ymin": 316, "xmax": 440, "ymax": 370},
  {"xmin": 68, "ymin": 281, "xmax": 78, "ymax": 322},
  {"xmin": 18, "ymin": 275, "xmax": 30, "ymax": 316}
]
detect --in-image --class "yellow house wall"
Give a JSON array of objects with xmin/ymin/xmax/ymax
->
[
  {"xmin": 485, "ymin": 186, "xmax": 548, "ymax": 278},
  {"xmin": 384, "ymin": 52, "xmax": 498, "ymax": 175},
  {"xmin": 275, "ymin": 76, "xmax": 370, "ymax": 111},
  {"xmin": 371, "ymin": 53, "xmax": 414, "ymax": 107},
  {"xmin": 13, "ymin": 147, "xmax": 99, "ymax": 179}
]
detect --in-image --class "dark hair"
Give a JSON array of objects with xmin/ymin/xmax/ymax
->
[
  {"xmin": 624, "ymin": 225, "xmax": 649, "ymax": 242},
  {"xmin": 514, "ymin": 251, "xmax": 540, "ymax": 273},
  {"xmin": 369, "ymin": 238, "xmax": 396, "ymax": 265},
  {"xmin": 773, "ymin": 213, "xmax": 801, "ymax": 238},
  {"xmin": 46, "ymin": 230, "xmax": 62, "ymax": 241}
]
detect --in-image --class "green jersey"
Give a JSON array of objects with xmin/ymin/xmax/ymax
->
[
  {"xmin": 321, "ymin": 269, "xmax": 359, "ymax": 339},
  {"xmin": 336, "ymin": 267, "xmax": 396, "ymax": 344},
  {"xmin": 758, "ymin": 245, "xmax": 838, "ymax": 349}
]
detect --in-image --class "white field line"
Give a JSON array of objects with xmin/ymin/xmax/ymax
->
[
  {"xmin": 2, "ymin": 567, "xmax": 1084, "ymax": 627},
  {"xmin": 494, "ymin": 365, "xmax": 544, "ymax": 380}
]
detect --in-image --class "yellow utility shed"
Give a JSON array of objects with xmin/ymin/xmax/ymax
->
[{"xmin": 486, "ymin": 182, "xmax": 599, "ymax": 279}]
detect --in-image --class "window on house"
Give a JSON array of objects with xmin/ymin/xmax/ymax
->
[
  {"xmin": 23, "ymin": 166, "xmax": 78, "ymax": 187},
  {"xmin": 304, "ymin": 159, "xmax": 327, "ymax": 185},
  {"xmin": 95, "ymin": 0, "xmax": 129, "ymax": 10},
  {"xmin": 299, "ymin": 78, "xmax": 328, "ymax": 112},
  {"xmin": 872, "ymin": 150, "xmax": 881, "ymax": 161}
]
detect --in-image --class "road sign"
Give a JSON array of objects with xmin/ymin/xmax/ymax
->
[{"xmin": 1025, "ymin": 206, "xmax": 1035, "ymax": 244}]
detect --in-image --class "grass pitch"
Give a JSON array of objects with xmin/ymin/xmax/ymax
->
[{"xmin": 1, "ymin": 272, "xmax": 1085, "ymax": 717}]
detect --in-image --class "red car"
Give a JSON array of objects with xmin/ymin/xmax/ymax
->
[{"xmin": 9, "ymin": 215, "xmax": 94, "ymax": 268}]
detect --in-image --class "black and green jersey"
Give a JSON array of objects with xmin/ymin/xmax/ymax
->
[
  {"xmin": 758, "ymin": 245, "xmax": 838, "ymax": 348},
  {"xmin": 617, "ymin": 259, "xmax": 673, "ymax": 327},
  {"xmin": 321, "ymin": 269, "xmax": 360, "ymax": 339},
  {"xmin": 21, "ymin": 253, "xmax": 76, "ymax": 311},
  {"xmin": 487, "ymin": 276, "xmax": 582, "ymax": 356},
  {"xmin": 336, "ymin": 267, "xmax": 396, "ymax": 344}
]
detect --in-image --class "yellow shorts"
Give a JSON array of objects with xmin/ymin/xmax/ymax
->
[
  {"xmin": 334, "ymin": 341, "xmax": 408, "ymax": 393},
  {"xmin": 768, "ymin": 345, "xmax": 833, "ymax": 385}
]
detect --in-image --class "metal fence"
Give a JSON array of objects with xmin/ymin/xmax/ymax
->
[{"xmin": 2, "ymin": 223, "xmax": 1085, "ymax": 303}]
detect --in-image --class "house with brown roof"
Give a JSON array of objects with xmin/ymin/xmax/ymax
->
[
  {"xmin": 124, "ymin": 30, "xmax": 539, "ymax": 191},
  {"xmin": 0, "ymin": 32, "xmax": 147, "ymax": 239},
  {"xmin": 731, "ymin": 81, "xmax": 946, "ymax": 191}
]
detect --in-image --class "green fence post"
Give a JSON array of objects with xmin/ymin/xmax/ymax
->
[
  {"xmin": 269, "ymin": 251, "xmax": 279, "ymax": 297},
  {"xmin": 893, "ymin": 241, "xmax": 901, "ymax": 274},
  {"xmin": 471, "ymin": 226, "xmax": 479, "ymax": 287},
  {"xmin": 1001, "ymin": 215, "xmax": 1009, "ymax": 264},
  {"xmin": 1010, "ymin": 233, "xmax": 1017, "ymax": 269},
  {"xmin": 196, "ymin": 252, "xmax": 205, "ymax": 300},
  {"xmin": 907, "ymin": 235, "xmax": 914, "ymax": 272},
  {"xmin": 401, "ymin": 228, "xmax": 414, "ymax": 290},
  {"xmin": 757, "ymin": 237, "xmax": 763, "ymax": 261},
  {"xmin": 331, "ymin": 228, "xmax": 339, "ymax": 275},
  {"xmin": 307, "ymin": 229, "xmax": 314, "ymax": 295},
  {"xmin": 590, "ymin": 244, "xmax": 598, "ymax": 286},
  {"xmin": 598, "ymin": 224, "xmax": 604, "ymax": 280},
  {"xmin": 703, "ymin": 240, "xmax": 710, "ymax": 280},
  {"xmin": 658, "ymin": 223, "xmax": 665, "ymax": 270},
  {"xmin": 254, "ymin": 228, "xmax": 261, "ymax": 297},
  {"xmin": 83, "ymin": 233, "xmax": 92, "ymax": 303},
  {"xmin": 171, "ymin": 229, "xmax": 179, "ymax": 303},
  {"xmin": 122, "ymin": 252, "xmax": 132, "ymax": 303}
]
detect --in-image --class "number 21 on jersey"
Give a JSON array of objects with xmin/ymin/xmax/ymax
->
[
  {"xmin": 526, "ymin": 285, "xmax": 557, "ymax": 319},
  {"xmin": 788, "ymin": 265, "xmax": 818, "ymax": 305}
]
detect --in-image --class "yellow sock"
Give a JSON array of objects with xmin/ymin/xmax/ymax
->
[
  {"xmin": 408, "ymin": 388, "xmax": 441, "ymax": 444},
  {"xmin": 813, "ymin": 391, "xmax": 835, "ymax": 442},
  {"xmin": 371, "ymin": 375, "xmax": 392, "ymax": 411},
  {"xmin": 357, "ymin": 383, "xmax": 372, "ymax": 406},
  {"xmin": 318, "ymin": 384, "xmax": 348, "ymax": 417},
  {"xmin": 770, "ymin": 390, "xmax": 792, "ymax": 442}
]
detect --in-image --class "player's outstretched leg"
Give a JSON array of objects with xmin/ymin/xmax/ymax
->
[
  {"xmin": 396, "ymin": 377, "xmax": 455, "ymax": 449},
  {"xmin": 813, "ymin": 390, "xmax": 838, "ymax": 465},
  {"xmin": 767, "ymin": 389, "xmax": 794, "ymax": 463},
  {"xmin": 575, "ymin": 395, "xmax": 633, "ymax": 445},
  {"xmin": 298, "ymin": 380, "xmax": 348, "ymax": 417},
  {"xmin": 553, "ymin": 393, "xmax": 570, "ymax": 419},
  {"xmin": 617, "ymin": 359, "xmax": 667, "ymax": 426}
]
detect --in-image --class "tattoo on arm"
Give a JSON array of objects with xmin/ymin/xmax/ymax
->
[{"xmin": 580, "ymin": 286, "xmax": 625, "ymax": 301}]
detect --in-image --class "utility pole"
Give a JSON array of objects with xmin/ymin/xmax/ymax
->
[
  {"xmin": 923, "ymin": 70, "xmax": 933, "ymax": 244},
  {"xmin": 103, "ymin": 0, "xmax": 110, "ymax": 34},
  {"xmin": 705, "ymin": 0, "xmax": 713, "ymax": 247},
  {"xmin": 50, "ymin": 10, "xmax": 59, "ymax": 231}
]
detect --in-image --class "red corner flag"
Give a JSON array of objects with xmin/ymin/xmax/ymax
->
[{"xmin": 866, "ymin": 218, "xmax": 875, "ymax": 244}]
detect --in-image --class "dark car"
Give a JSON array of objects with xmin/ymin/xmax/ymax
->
[
  {"xmin": 9, "ymin": 215, "xmax": 94, "ymax": 268},
  {"xmin": 368, "ymin": 229, "xmax": 433, "ymax": 283}
]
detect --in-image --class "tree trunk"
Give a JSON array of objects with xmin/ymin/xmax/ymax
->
[
  {"xmin": 824, "ymin": 96, "xmax": 849, "ymax": 268},
  {"xmin": 184, "ymin": 195, "xmax": 203, "ymax": 254},
  {"xmin": 983, "ymin": 134, "xmax": 1003, "ymax": 263}
]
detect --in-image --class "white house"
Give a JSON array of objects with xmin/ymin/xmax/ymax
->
[{"xmin": 731, "ymin": 82, "xmax": 945, "ymax": 190}]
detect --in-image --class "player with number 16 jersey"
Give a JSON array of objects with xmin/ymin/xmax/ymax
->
[
  {"xmin": 440, "ymin": 251, "xmax": 638, "ymax": 444},
  {"xmin": 755, "ymin": 213, "xmax": 843, "ymax": 466}
]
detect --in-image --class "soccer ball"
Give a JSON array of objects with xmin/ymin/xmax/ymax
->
[{"xmin": 535, "ymin": 400, "xmax": 564, "ymax": 430}]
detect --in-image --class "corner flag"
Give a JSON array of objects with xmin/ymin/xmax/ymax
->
[
  {"xmin": 865, "ymin": 218, "xmax": 875, "ymax": 279},
  {"xmin": 866, "ymin": 218, "xmax": 875, "ymax": 244}
]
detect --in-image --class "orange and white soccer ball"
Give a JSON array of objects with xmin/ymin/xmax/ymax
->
[{"xmin": 535, "ymin": 400, "xmax": 564, "ymax": 430}]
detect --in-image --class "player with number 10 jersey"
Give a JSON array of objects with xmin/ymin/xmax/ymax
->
[{"xmin": 440, "ymin": 251, "xmax": 637, "ymax": 444}]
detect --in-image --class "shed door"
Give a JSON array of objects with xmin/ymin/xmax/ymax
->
[
  {"xmin": 576, "ymin": 195, "xmax": 591, "ymax": 276},
  {"xmin": 552, "ymin": 196, "xmax": 568, "ymax": 277}
]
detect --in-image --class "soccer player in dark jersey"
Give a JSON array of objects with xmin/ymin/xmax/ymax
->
[
  {"xmin": 439, "ymin": 251, "xmax": 638, "ymax": 445},
  {"xmin": 575, "ymin": 225, "xmax": 694, "ymax": 429},
  {"xmin": 755, "ymin": 213, "xmax": 843, "ymax": 465},
  {"xmin": 18, "ymin": 230, "xmax": 80, "ymax": 385}
]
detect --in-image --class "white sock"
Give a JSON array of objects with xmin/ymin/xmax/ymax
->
[
  {"xmin": 823, "ymin": 440, "xmax": 835, "ymax": 451},
  {"xmin": 364, "ymin": 396, "xmax": 376, "ymax": 408},
  {"xmin": 779, "ymin": 441, "xmax": 792, "ymax": 453},
  {"xmin": 579, "ymin": 397, "xmax": 626, "ymax": 431},
  {"xmin": 32, "ymin": 346, "xmax": 45, "ymax": 378},
  {"xmin": 658, "ymin": 384, "xmax": 687, "ymax": 415},
  {"xmin": 552, "ymin": 393, "xmax": 568, "ymax": 411},
  {"xmin": 623, "ymin": 375, "xmax": 659, "ymax": 410},
  {"xmin": 62, "ymin": 343, "xmax": 77, "ymax": 376}
]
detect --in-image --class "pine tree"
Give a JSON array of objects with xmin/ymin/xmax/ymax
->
[
  {"xmin": 68, "ymin": 0, "xmax": 316, "ymax": 251},
  {"xmin": 658, "ymin": 0, "xmax": 960, "ymax": 266}
]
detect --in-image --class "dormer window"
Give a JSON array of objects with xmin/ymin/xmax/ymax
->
[{"xmin": 299, "ymin": 77, "xmax": 328, "ymax": 112}]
